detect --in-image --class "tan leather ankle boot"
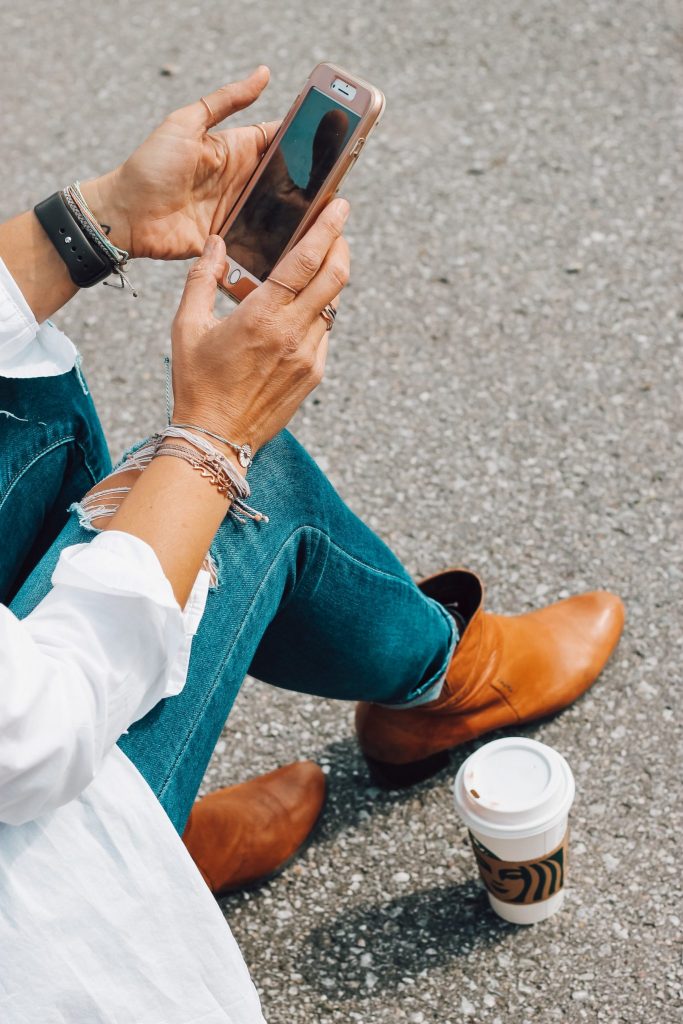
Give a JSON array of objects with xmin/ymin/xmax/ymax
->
[
  {"xmin": 356, "ymin": 569, "xmax": 625, "ymax": 787},
  {"xmin": 182, "ymin": 761, "xmax": 326, "ymax": 895}
]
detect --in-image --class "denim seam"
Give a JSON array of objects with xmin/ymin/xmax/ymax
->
[
  {"xmin": 300, "ymin": 525, "xmax": 425, "ymax": 592},
  {"xmin": 156, "ymin": 522, "xmax": 436, "ymax": 805},
  {"xmin": 73, "ymin": 434, "xmax": 107, "ymax": 490},
  {"xmin": 0, "ymin": 435, "xmax": 77, "ymax": 512}
]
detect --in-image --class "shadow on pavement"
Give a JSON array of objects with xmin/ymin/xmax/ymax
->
[
  {"xmin": 312, "ymin": 718, "xmax": 556, "ymax": 845},
  {"xmin": 300, "ymin": 879, "xmax": 512, "ymax": 999},
  {"xmin": 309, "ymin": 734, "xmax": 479, "ymax": 844}
]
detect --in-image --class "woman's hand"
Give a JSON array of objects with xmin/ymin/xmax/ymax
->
[
  {"xmin": 81, "ymin": 198, "xmax": 348, "ymax": 606},
  {"xmin": 171, "ymin": 197, "xmax": 350, "ymax": 453},
  {"xmin": 82, "ymin": 67, "xmax": 276, "ymax": 260}
]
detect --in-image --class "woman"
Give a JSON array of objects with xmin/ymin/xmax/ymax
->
[{"xmin": 0, "ymin": 69, "xmax": 624, "ymax": 1022}]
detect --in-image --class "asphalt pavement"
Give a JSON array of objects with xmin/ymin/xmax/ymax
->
[{"xmin": 2, "ymin": 1, "xmax": 681, "ymax": 1021}]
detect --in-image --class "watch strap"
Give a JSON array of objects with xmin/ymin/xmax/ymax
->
[{"xmin": 34, "ymin": 192, "xmax": 114, "ymax": 288}]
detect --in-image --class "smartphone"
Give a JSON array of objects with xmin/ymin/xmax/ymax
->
[{"xmin": 218, "ymin": 62, "xmax": 385, "ymax": 301}]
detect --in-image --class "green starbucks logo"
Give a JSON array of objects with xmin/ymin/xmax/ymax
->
[{"xmin": 469, "ymin": 831, "xmax": 568, "ymax": 905}]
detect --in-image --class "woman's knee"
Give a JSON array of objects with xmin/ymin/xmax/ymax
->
[{"xmin": 248, "ymin": 430, "xmax": 335, "ymax": 529}]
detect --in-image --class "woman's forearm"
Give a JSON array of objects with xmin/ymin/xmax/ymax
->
[
  {"xmin": 0, "ymin": 176, "xmax": 127, "ymax": 324},
  {"xmin": 0, "ymin": 209, "xmax": 78, "ymax": 323},
  {"xmin": 104, "ymin": 454, "xmax": 235, "ymax": 608}
]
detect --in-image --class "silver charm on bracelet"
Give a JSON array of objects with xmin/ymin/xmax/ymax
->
[{"xmin": 170, "ymin": 422, "xmax": 253, "ymax": 468}]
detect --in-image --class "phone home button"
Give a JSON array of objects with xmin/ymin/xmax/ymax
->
[{"xmin": 228, "ymin": 267, "xmax": 242, "ymax": 285}]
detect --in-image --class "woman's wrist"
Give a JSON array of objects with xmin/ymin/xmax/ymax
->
[
  {"xmin": 176, "ymin": 427, "xmax": 249, "ymax": 477},
  {"xmin": 171, "ymin": 406, "xmax": 260, "ymax": 469},
  {"xmin": 79, "ymin": 171, "xmax": 133, "ymax": 256}
]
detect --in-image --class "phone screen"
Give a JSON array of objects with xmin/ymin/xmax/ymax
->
[{"xmin": 223, "ymin": 87, "xmax": 361, "ymax": 281}]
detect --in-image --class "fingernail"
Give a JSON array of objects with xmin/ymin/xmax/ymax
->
[
  {"xmin": 205, "ymin": 235, "xmax": 224, "ymax": 257},
  {"xmin": 335, "ymin": 198, "xmax": 350, "ymax": 223}
]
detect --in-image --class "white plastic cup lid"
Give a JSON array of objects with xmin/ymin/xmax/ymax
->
[{"xmin": 453, "ymin": 737, "xmax": 575, "ymax": 840}]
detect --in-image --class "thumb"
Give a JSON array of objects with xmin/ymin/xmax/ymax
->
[
  {"xmin": 176, "ymin": 236, "xmax": 226, "ymax": 328},
  {"xmin": 189, "ymin": 66, "xmax": 270, "ymax": 130}
]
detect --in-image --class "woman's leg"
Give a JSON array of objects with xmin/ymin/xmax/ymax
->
[
  {"xmin": 0, "ymin": 367, "xmax": 111, "ymax": 604},
  {"xmin": 119, "ymin": 431, "xmax": 455, "ymax": 832},
  {"xmin": 11, "ymin": 429, "xmax": 455, "ymax": 834}
]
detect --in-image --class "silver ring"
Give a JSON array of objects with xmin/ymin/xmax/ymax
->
[{"xmin": 320, "ymin": 303, "xmax": 337, "ymax": 331}]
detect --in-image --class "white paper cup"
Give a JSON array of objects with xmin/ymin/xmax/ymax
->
[{"xmin": 453, "ymin": 737, "xmax": 575, "ymax": 925}]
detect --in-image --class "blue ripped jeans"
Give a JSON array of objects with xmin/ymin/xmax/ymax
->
[{"xmin": 2, "ymin": 368, "xmax": 456, "ymax": 834}]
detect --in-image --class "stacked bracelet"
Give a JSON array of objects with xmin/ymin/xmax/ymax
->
[
  {"xmin": 115, "ymin": 427, "xmax": 267, "ymax": 525},
  {"xmin": 157, "ymin": 425, "xmax": 268, "ymax": 524},
  {"xmin": 156, "ymin": 442, "xmax": 236, "ymax": 500},
  {"xmin": 34, "ymin": 182, "xmax": 137, "ymax": 294},
  {"xmin": 170, "ymin": 421, "xmax": 253, "ymax": 469}
]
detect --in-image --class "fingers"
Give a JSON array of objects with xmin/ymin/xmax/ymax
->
[
  {"xmin": 174, "ymin": 236, "xmax": 226, "ymax": 329},
  {"xmin": 295, "ymin": 294, "xmax": 336, "ymax": 390},
  {"xmin": 186, "ymin": 66, "xmax": 270, "ymax": 130},
  {"xmin": 311, "ymin": 328, "xmax": 330, "ymax": 385},
  {"xmin": 218, "ymin": 119, "xmax": 280, "ymax": 161},
  {"xmin": 263, "ymin": 198, "xmax": 350, "ymax": 303},
  {"xmin": 295, "ymin": 236, "xmax": 350, "ymax": 319}
]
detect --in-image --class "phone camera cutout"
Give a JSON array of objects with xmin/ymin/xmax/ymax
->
[
  {"xmin": 330, "ymin": 78, "xmax": 356, "ymax": 101},
  {"xmin": 228, "ymin": 268, "xmax": 242, "ymax": 284}
]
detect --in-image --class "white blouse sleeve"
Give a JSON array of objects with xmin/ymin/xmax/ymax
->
[
  {"xmin": 0, "ymin": 531, "xmax": 209, "ymax": 825},
  {"xmin": 0, "ymin": 254, "xmax": 77, "ymax": 377}
]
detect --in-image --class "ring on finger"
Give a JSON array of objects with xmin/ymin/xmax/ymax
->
[
  {"xmin": 200, "ymin": 96, "xmax": 216, "ymax": 127},
  {"xmin": 268, "ymin": 276, "xmax": 299, "ymax": 296},
  {"xmin": 255, "ymin": 122, "xmax": 269, "ymax": 156},
  {"xmin": 320, "ymin": 303, "xmax": 337, "ymax": 331}
]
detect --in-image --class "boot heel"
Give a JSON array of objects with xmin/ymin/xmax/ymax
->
[{"xmin": 364, "ymin": 749, "xmax": 451, "ymax": 789}]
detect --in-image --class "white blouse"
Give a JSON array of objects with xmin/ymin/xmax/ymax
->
[{"xmin": 0, "ymin": 258, "xmax": 265, "ymax": 1023}]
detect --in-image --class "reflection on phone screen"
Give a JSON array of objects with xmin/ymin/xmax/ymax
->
[{"xmin": 224, "ymin": 88, "xmax": 361, "ymax": 281}]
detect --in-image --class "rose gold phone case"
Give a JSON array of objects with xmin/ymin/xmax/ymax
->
[{"xmin": 218, "ymin": 62, "xmax": 385, "ymax": 302}]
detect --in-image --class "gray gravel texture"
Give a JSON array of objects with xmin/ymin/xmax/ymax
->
[{"xmin": 2, "ymin": 1, "xmax": 682, "ymax": 1022}]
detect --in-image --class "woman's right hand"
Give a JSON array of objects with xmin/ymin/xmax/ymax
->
[{"xmin": 170, "ymin": 197, "xmax": 350, "ymax": 456}]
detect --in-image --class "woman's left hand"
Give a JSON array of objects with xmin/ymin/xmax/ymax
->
[{"xmin": 83, "ymin": 67, "xmax": 276, "ymax": 260}]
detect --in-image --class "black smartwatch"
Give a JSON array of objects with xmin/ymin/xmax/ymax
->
[{"xmin": 34, "ymin": 192, "xmax": 114, "ymax": 288}]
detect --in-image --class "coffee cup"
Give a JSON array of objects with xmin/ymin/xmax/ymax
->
[{"xmin": 453, "ymin": 737, "xmax": 575, "ymax": 925}]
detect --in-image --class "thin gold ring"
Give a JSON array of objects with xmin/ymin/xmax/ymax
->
[
  {"xmin": 255, "ymin": 122, "xmax": 269, "ymax": 156},
  {"xmin": 200, "ymin": 96, "xmax": 216, "ymax": 126},
  {"xmin": 268, "ymin": 276, "xmax": 298, "ymax": 296}
]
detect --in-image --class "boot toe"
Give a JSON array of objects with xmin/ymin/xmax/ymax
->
[
  {"xmin": 269, "ymin": 760, "xmax": 327, "ymax": 837},
  {"xmin": 588, "ymin": 590, "xmax": 625, "ymax": 642},
  {"xmin": 183, "ymin": 761, "xmax": 327, "ymax": 895},
  {"xmin": 516, "ymin": 589, "xmax": 626, "ymax": 717},
  {"xmin": 563, "ymin": 590, "xmax": 625, "ymax": 671}
]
